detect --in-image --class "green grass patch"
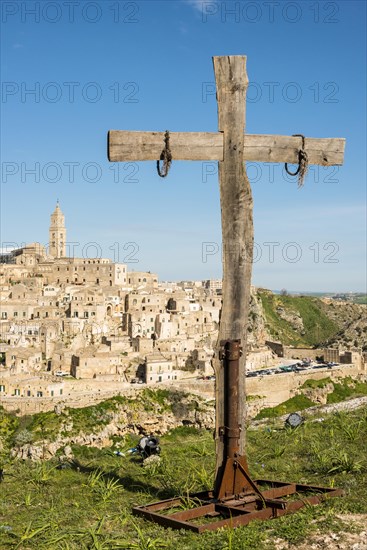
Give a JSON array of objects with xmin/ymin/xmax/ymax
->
[
  {"xmin": 327, "ymin": 379, "xmax": 367, "ymax": 404},
  {"xmin": 301, "ymin": 377, "xmax": 332, "ymax": 389},
  {"xmin": 255, "ymin": 395, "xmax": 316, "ymax": 420},
  {"xmin": 1, "ymin": 406, "xmax": 366, "ymax": 549},
  {"xmin": 258, "ymin": 290, "xmax": 339, "ymax": 347}
]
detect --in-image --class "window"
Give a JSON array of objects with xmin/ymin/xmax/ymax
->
[
  {"xmin": 51, "ymin": 390, "xmax": 54, "ymax": 397},
  {"xmin": 14, "ymin": 312, "xmax": 18, "ymax": 317},
  {"xmin": 0, "ymin": 385, "xmax": 5, "ymax": 392},
  {"xmin": 14, "ymin": 389, "xmax": 20, "ymax": 396},
  {"xmin": 37, "ymin": 391, "xmax": 43, "ymax": 397}
]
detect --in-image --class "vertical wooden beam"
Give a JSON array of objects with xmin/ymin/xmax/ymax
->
[{"xmin": 212, "ymin": 56, "xmax": 254, "ymax": 489}]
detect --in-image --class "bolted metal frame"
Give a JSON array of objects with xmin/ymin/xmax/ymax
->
[{"xmin": 132, "ymin": 340, "xmax": 343, "ymax": 533}]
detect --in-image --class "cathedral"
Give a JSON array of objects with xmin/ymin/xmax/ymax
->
[
  {"xmin": 49, "ymin": 201, "xmax": 66, "ymax": 259},
  {"xmin": 0, "ymin": 202, "xmax": 130, "ymax": 288}
]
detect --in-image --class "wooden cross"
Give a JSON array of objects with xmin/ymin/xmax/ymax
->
[{"xmin": 108, "ymin": 56, "xmax": 345, "ymax": 488}]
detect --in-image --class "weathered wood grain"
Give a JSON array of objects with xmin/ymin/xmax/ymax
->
[
  {"xmin": 108, "ymin": 130, "xmax": 345, "ymax": 165},
  {"xmin": 211, "ymin": 55, "xmax": 253, "ymax": 493}
]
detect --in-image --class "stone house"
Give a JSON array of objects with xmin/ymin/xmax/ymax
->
[
  {"xmin": 144, "ymin": 353, "xmax": 180, "ymax": 384},
  {"xmin": 155, "ymin": 313, "xmax": 174, "ymax": 339},
  {"xmin": 71, "ymin": 347, "xmax": 123, "ymax": 378},
  {"xmin": 126, "ymin": 311, "xmax": 158, "ymax": 338},
  {"xmin": 5, "ymin": 347, "xmax": 43, "ymax": 374},
  {"xmin": 127, "ymin": 272, "xmax": 158, "ymax": 290},
  {"xmin": 0, "ymin": 300, "xmax": 36, "ymax": 321},
  {"xmin": 0, "ymin": 374, "xmax": 64, "ymax": 398}
]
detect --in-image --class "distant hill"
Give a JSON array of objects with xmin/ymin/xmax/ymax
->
[{"xmin": 252, "ymin": 289, "xmax": 366, "ymax": 350}]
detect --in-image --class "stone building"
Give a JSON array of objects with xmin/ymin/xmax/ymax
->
[
  {"xmin": 144, "ymin": 352, "xmax": 180, "ymax": 384},
  {"xmin": 71, "ymin": 347, "xmax": 124, "ymax": 378},
  {"xmin": 49, "ymin": 201, "xmax": 66, "ymax": 258},
  {"xmin": 5, "ymin": 347, "xmax": 43, "ymax": 374},
  {"xmin": 0, "ymin": 374, "xmax": 64, "ymax": 398},
  {"xmin": 127, "ymin": 272, "xmax": 158, "ymax": 290}
]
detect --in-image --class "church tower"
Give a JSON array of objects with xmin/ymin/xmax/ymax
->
[{"xmin": 49, "ymin": 201, "xmax": 66, "ymax": 258}]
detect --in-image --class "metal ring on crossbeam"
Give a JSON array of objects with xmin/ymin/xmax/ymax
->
[
  {"xmin": 157, "ymin": 130, "xmax": 172, "ymax": 178},
  {"xmin": 284, "ymin": 134, "xmax": 308, "ymax": 187}
]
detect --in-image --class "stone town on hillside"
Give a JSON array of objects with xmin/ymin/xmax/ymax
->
[{"xmin": 0, "ymin": 204, "xmax": 365, "ymax": 412}]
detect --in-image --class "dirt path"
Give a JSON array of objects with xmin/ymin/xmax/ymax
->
[{"xmin": 284, "ymin": 515, "xmax": 367, "ymax": 549}]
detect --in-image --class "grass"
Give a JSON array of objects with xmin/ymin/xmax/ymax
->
[
  {"xmin": 353, "ymin": 295, "xmax": 367, "ymax": 304},
  {"xmin": 301, "ymin": 377, "xmax": 333, "ymax": 389},
  {"xmin": 0, "ymin": 407, "xmax": 366, "ymax": 548},
  {"xmin": 254, "ymin": 394, "xmax": 316, "ymax": 420},
  {"xmin": 7, "ymin": 390, "xmax": 199, "ymax": 446},
  {"xmin": 326, "ymin": 378, "xmax": 367, "ymax": 404},
  {"xmin": 258, "ymin": 290, "xmax": 339, "ymax": 347},
  {"xmin": 1, "ymin": 405, "xmax": 367, "ymax": 548}
]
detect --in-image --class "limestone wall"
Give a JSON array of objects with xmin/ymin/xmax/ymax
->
[{"xmin": 0, "ymin": 364, "xmax": 363, "ymax": 416}]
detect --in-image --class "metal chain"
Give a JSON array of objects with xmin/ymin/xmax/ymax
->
[
  {"xmin": 285, "ymin": 134, "xmax": 309, "ymax": 187},
  {"xmin": 157, "ymin": 130, "xmax": 172, "ymax": 178}
]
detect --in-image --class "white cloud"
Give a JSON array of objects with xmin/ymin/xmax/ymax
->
[{"xmin": 185, "ymin": 0, "xmax": 204, "ymax": 13}]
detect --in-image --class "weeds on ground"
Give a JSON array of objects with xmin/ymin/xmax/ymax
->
[{"xmin": 0, "ymin": 409, "xmax": 366, "ymax": 549}]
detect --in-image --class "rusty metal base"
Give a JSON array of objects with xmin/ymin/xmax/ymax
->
[{"xmin": 132, "ymin": 480, "xmax": 343, "ymax": 533}]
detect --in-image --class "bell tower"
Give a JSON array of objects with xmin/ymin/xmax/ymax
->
[{"xmin": 49, "ymin": 200, "xmax": 66, "ymax": 258}]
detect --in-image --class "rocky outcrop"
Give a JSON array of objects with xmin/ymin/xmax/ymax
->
[
  {"xmin": 248, "ymin": 292, "xmax": 269, "ymax": 345},
  {"xmin": 276, "ymin": 306, "xmax": 304, "ymax": 333},
  {"xmin": 10, "ymin": 396, "xmax": 216, "ymax": 461},
  {"xmin": 301, "ymin": 383, "xmax": 334, "ymax": 405}
]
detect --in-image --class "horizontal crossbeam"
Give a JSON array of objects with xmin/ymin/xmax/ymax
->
[{"xmin": 108, "ymin": 130, "xmax": 345, "ymax": 166}]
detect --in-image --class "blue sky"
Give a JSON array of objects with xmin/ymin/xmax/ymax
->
[{"xmin": 1, "ymin": 0, "xmax": 366, "ymax": 292}]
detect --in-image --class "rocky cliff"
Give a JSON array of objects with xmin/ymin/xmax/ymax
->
[{"xmin": 251, "ymin": 289, "xmax": 366, "ymax": 350}]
